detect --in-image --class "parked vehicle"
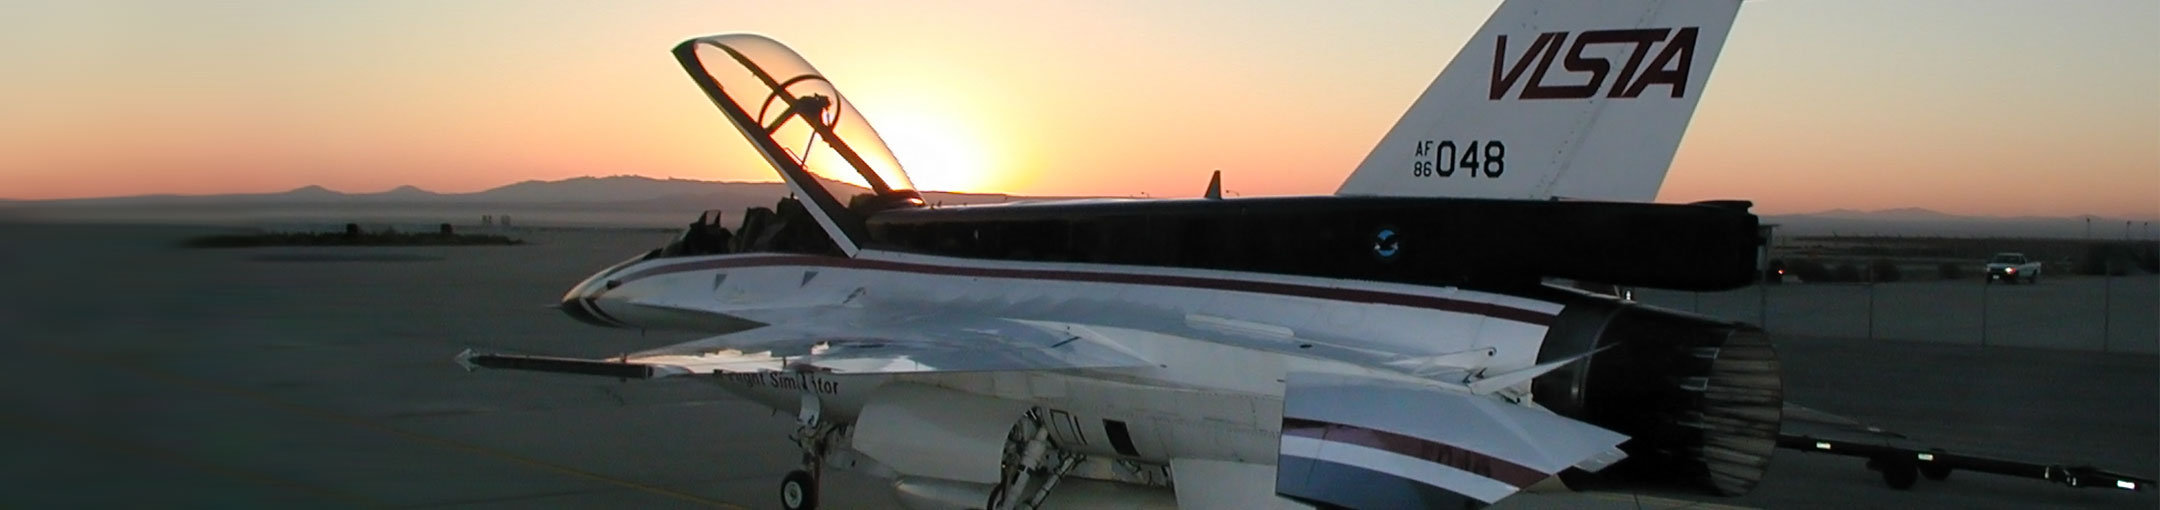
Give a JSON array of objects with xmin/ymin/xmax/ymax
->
[{"xmin": 1986, "ymin": 252, "xmax": 2042, "ymax": 284}]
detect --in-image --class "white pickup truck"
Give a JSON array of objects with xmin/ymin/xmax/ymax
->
[{"xmin": 1986, "ymin": 252, "xmax": 2042, "ymax": 284}]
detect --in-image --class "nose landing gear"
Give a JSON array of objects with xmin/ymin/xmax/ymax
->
[
  {"xmin": 781, "ymin": 443, "xmax": 827, "ymax": 509},
  {"xmin": 782, "ymin": 389, "xmax": 843, "ymax": 510},
  {"xmin": 781, "ymin": 469, "xmax": 818, "ymax": 510}
]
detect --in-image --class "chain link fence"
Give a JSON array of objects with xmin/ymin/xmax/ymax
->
[{"xmin": 1634, "ymin": 275, "xmax": 2159, "ymax": 354}]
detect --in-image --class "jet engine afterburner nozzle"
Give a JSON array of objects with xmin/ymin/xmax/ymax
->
[{"xmin": 1532, "ymin": 298, "xmax": 1784, "ymax": 496}]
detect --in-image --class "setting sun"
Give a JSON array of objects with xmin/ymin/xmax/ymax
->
[{"xmin": 869, "ymin": 108, "xmax": 995, "ymax": 193}]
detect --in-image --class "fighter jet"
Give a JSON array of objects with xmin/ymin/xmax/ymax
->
[{"xmin": 457, "ymin": 1, "xmax": 2149, "ymax": 508}]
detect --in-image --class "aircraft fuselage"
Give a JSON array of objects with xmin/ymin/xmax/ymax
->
[
  {"xmin": 866, "ymin": 195, "xmax": 1762, "ymax": 292},
  {"xmin": 564, "ymin": 248, "xmax": 1574, "ymax": 467}
]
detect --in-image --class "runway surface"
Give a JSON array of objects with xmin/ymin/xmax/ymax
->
[{"xmin": 1, "ymin": 224, "xmax": 2151, "ymax": 509}]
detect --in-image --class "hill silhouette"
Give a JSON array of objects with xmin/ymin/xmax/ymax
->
[{"xmin": 2, "ymin": 176, "xmax": 2149, "ymax": 237}]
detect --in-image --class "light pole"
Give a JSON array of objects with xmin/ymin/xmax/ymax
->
[{"xmin": 1756, "ymin": 224, "xmax": 1776, "ymax": 330}]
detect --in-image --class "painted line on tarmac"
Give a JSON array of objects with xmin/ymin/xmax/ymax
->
[
  {"xmin": 31, "ymin": 343, "xmax": 745, "ymax": 510},
  {"xmin": 0, "ymin": 412, "xmax": 384, "ymax": 506}
]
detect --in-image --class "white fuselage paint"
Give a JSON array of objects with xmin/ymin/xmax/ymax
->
[{"xmin": 576, "ymin": 249, "xmax": 1561, "ymax": 476}]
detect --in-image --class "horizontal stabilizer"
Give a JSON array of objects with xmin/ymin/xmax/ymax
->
[
  {"xmin": 1779, "ymin": 403, "xmax": 2156, "ymax": 492},
  {"xmin": 1276, "ymin": 373, "xmax": 1627, "ymax": 508}
]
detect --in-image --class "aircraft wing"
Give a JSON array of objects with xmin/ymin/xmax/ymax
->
[
  {"xmin": 458, "ymin": 308, "xmax": 1151, "ymax": 378},
  {"xmin": 1274, "ymin": 372, "xmax": 1628, "ymax": 508}
]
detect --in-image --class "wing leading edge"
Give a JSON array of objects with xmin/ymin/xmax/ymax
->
[{"xmin": 459, "ymin": 311, "xmax": 1151, "ymax": 379}]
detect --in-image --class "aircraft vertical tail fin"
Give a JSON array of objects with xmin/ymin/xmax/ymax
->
[{"xmin": 1336, "ymin": 0, "xmax": 1745, "ymax": 202}]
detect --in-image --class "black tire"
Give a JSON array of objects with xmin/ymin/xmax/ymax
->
[
  {"xmin": 1920, "ymin": 463, "xmax": 1952, "ymax": 481},
  {"xmin": 782, "ymin": 470, "xmax": 818, "ymax": 510},
  {"xmin": 2028, "ymin": 274, "xmax": 2038, "ymax": 284},
  {"xmin": 1882, "ymin": 460, "xmax": 1919, "ymax": 489}
]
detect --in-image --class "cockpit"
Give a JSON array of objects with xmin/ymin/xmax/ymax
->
[
  {"xmin": 652, "ymin": 197, "xmax": 841, "ymax": 260},
  {"xmin": 683, "ymin": 35, "xmax": 925, "ymax": 222},
  {"xmin": 651, "ymin": 33, "xmax": 933, "ymax": 261}
]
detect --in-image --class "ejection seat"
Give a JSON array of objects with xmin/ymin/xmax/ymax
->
[
  {"xmin": 729, "ymin": 198, "xmax": 842, "ymax": 256},
  {"xmin": 653, "ymin": 197, "xmax": 843, "ymax": 259},
  {"xmin": 659, "ymin": 210, "xmax": 734, "ymax": 257}
]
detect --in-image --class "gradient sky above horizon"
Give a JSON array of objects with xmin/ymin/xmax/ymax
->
[{"xmin": 2, "ymin": 1, "xmax": 2154, "ymax": 218}]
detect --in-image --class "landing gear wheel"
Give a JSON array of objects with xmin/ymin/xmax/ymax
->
[
  {"xmin": 781, "ymin": 470, "xmax": 818, "ymax": 510},
  {"xmin": 1920, "ymin": 463, "xmax": 1953, "ymax": 481},
  {"xmin": 1880, "ymin": 459, "xmax": 1919, "ymax": 489}
]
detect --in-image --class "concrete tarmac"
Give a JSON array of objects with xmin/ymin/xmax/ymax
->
[{"xmin": 1, "ymin": 224, "xmax": 2151, "ymax": 509}]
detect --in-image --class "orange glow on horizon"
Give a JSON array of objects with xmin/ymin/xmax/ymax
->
[{"xmin": 0, "ymin": 1, "xmax": 2152, "ymax": 220}]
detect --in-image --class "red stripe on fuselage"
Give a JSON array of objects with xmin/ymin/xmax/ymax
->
[
  {"xmin": 1281, "ymin": 417, "xmax": 1549, "ymax": 488},
  {"xmin": 610, "ymin": 254, "xmax": 1554, "ymax": 326}
]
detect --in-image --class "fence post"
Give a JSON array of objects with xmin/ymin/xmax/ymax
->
[
  {"xmin": 2102, "ymin": 269, "xmax": 2113, "ymax": 352},
  {"xmin": 1867, "ymin": 282, "xmax": 1876, "ymax": 341},
  {"xmin": 1757, "ymin": 281, "xmax": 1769, "ymax": 330},
  {"xmin": 1979, "ymin": 279, "xmax": 1990, "ymax": 347}
]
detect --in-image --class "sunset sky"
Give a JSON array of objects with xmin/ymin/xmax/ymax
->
[{"xmin": 2, "ymin": 1, "xmax": 2154, "ymax": 218}]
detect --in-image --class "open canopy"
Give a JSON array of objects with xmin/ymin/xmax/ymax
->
[{"xmin": 674, "ymin": 34, "xmax": 923, "ymax": 249}]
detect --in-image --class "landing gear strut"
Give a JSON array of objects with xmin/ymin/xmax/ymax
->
[
  {"xmin": 987, "ymin": 408, "xmax": 1082, "ymax": 510},
  {"xmin": 782, "ymin": 389, "xmax": 843, "ymax": 510}
]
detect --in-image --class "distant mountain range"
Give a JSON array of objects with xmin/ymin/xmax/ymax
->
[
  {"xmin": 8, "ymin": 176, "xmax": 1037, "ymax": 208},
  {"xmin": 1765, "ymin": 207, "xmax": 2155, "ymax": 239},
  {"xmin": 1800, "ymin": 207, "xmax": 1968, "ymax": 221},
  {"xmin": 2, "ymin": 176, "xmax": 2152, "ymax": 238},
  {"xmin": 0, "ymin": 176, "xmax": 1027, "ymax": 228},
  {"xmin": 21, "ymin": 177, "xmax": 877, "ymax": 205}
]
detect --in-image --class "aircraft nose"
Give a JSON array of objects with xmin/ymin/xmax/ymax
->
[
  {"xmin": 559, "ymin": 256, "xmax": 641, "ymax": 328},
  {"xmin": 558, "ymin": 293, "xmax": 623, "ymax": 328}
]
